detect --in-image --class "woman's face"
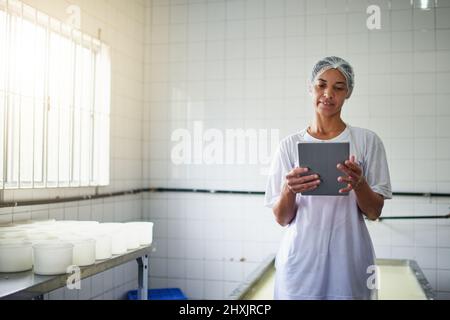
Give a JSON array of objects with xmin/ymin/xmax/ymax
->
[{"xmin": 311, "ymin": 68, "xmax": 349, "ymax": 118}]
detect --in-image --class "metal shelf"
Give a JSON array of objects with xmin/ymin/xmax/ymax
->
[{"xmin": 0, "ymin": 245, "xmax": 151, "ymax": 300}]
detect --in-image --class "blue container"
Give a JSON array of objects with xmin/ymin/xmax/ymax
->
[{"xmin": 128, "ymin": 288, "xmax": 187, "ymax": 300}]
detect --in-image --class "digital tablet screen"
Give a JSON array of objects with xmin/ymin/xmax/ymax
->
[{"xmin": 297, "ymin": 142, "xmax": 350, "ymax": 196}]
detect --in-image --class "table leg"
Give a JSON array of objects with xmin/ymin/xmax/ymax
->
[{"xmin": 137, "ymin": 254, "xmax": 149, "ymax": 300}]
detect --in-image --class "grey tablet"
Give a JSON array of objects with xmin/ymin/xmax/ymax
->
[{"xmin": 297, "ymin": 142, "xmax": 350, "ymax": 196}]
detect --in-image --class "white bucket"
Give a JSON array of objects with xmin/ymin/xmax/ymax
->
[
  {"xmin": 0, "ymin": 239, "xmax": 33, "ymax": 273},
  {"xmin": 59, "ymin": 236, "xmax": 96, "ymax": 267},
  {"xmin": 126, "ymin": 222, "xmax": 154, "ymax": 246},
  {"xmin": 73, "ymin": 229, "xmax": 112, "ymax": 261},
  {"xmin": 99, "ymin": 223, "xmax": 127, "ymax": 255},
  {"xmin": 93, "ymin": 233, "xmax": 112, "ymax": 260},
  {"xmin": 32, "ymin": 241, "xmax": 74, "ymax": 275}
]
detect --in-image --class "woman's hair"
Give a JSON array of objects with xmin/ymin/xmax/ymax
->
[{"xmin": 310, "ymin": 56, "xmax": 355, "ymax": 98}]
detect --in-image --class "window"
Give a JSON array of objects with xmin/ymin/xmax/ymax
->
[{"xmin": 0, "ymin": 0, "xmax": 111, "ymax": 189}]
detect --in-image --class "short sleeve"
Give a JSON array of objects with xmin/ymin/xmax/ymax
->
[
  {"xmin": 363, "ymin": 135, "xmax": 392, "ymax": 200},
  {"xmin": 264, "ymin": 141, "xmax": 294, "ymax": 208}
]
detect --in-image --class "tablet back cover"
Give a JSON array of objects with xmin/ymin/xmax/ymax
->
[{"xmin": 297, "ymin": 142, "xmax": 350, "ymax": 196}]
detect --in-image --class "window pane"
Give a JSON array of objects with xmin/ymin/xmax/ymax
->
[
  {"xmin": 8, "ymin": 15, "xmax": 18, "ymax": 97},
  {"xmin": 34, "ymin": 25, "xmax": 46, "ymax": 101},
  {"xmin": 19, "ymin": 97, "xmax": 33, "ymax": 187},
  {"xmin": 16, "ymin": 18, "xmax": 39, "ymax": 188},
  {"xmin": 81, "ymin": 47, "xmax": 93, "ymax": 113},
  {"xmin": 59, "ymin": 105, "xmax": 71, "ymax": 185},
  {"xmin": 6, "ymin": 15, "xmax": 21, "ymax": 187},
  {"xmin": 71, "ymin": 104, "xmax": 81, "ymax": 186},
  {"xmin": 0, "ymin": 10, "xmax": 6, "ymax": 93},
  {"xmin": 1, "ymin": 4, "xmax": 111, "ymax": 190},
  {"xmin": 46, "ymin": 32, "xmax": 66, "ymax": 187},
  {"xmin": 31, "ymin": 22, "xmax": 46, "ymax": 184},
  {"xmin": 81, "ymin": 47, "xmax": 93, "ymax": 185},
  {"xmin": 71, "ymin": 44, "xmax": 83, "ymax": 187},
  {"xmin": 80, "ymin": 109, "xmax": 92, "ymax": 185},
  {"xmin": 0, "ymin": 91, "xmax": 4, "ymax": 186},
  {"xmin": 18, "ymin": 19, "xmax": 36, "ymax": 99},
  {"xmin": 74, "ymin": 44, "xmax": 93, "ymax": 186},
  {"xmin": 6, "ymin": 94, "xmax": 19, "ymax": 187},
  {"xmin": 57, "ymin": 34, "xmax": 74, "ymax": 186},
  {"xmin": 46, "ymin": 103, "xmax": 58, "ymax": 186},
  {"xmin": 33, "ymin": 100, "xmax": 44, "ymax": 183},
  {"xmin": 0, "ymin": 10, "xmax": 5, "ymax": 187}
]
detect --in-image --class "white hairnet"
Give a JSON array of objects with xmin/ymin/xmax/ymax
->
[{"xmin": 310, "ymin": 56, "xmax": 355, "ymax": 98}]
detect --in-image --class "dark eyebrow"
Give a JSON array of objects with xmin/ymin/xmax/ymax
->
[{"xmin": 317, "ymin": 78, "xmax": 346, "ymax": 85}]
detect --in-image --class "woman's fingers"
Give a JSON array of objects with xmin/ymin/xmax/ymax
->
[
  {"xmin": 337, "ymin": 176, "xmax": 353, "ymax": 184},
  {"xmin": 337, "ymin": 163, "xmax": 360, "ymax": 179},
  {"xmin": 339, "ymin": 183, "xmax": 353, "ymax": 194},
  {"xmin": 285, "ymin": 167, "xmax": 321, "ymax": 194},
  {"xmin": 336, "ymin": 163, "xmax": 356, "ymax": 178},
  {"xmin": 289, "ymin": 180, "xmax": 321, "ymax": 193},
  {"xmin": 285, "ymin": 167, "xmax": 309, "ymax": 179},
  {"xmin": 288, "ymin": 174, "xmax": 320, "ymax": 185},
  {"xmin": 345, "ymin": 155, "xmax": 362, "ymax": 173},
  {"xmin": 337, "ymin": 155, "xmax": 363, "ymax": 191},
  {"xmin": 344, "ymin": 160, "xmax": 362, "ymax": 174},
  {"xmin": 287, "ymin": 175, "xmax": 321, "ymax": 192}
]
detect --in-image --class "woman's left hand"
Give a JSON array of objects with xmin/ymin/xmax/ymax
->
[{"xmin": 336, "ymin": 155, "xmax": 365, "ymax": 193}]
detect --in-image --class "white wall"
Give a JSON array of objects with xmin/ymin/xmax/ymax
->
[
  {"xmin": 143, "ymin": 0, "xmax": 450, "ymax": 299},
  {"xmin": 143, "ymin": 192, "xmax": 281, "ymax": 299},
  {"xmin": 0, "ymin": 0, "xmax": 146, "ymax": 299}
]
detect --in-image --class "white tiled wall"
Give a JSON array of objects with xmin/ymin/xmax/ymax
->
[
  {"xmin": 143, "ymin": 192, "xmax": 281, "ymax": 299},
  {"xmin": 144, "ymin": 0, "xmax": 450, "ymax": 194},
  {"xmin": 143, "ymin": 0, "xmax": 450, "ymax": 299},
  {"xmin": 0, "ymin": 0, "xmax": 146, "ymax": 300}
]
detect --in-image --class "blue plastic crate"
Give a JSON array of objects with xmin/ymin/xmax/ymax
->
[{"xmin": 128, "ymin": 288, "xmax": 187, "ymax": 300}]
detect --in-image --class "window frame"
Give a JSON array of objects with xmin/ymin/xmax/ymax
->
[{"xmin": 0, "ymin": 0, "xmax": 111, "ymax": 191}]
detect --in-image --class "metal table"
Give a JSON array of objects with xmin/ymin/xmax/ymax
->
[{"xmin": 0, "ymin": 245, "xmax": 151, "ymax": 300}]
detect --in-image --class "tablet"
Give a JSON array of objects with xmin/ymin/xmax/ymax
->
[{"xmin": 297, "ymin": 142, "xmax": 350, "ymax": 196}]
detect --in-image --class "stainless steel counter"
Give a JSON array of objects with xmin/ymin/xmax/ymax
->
[{"xmin": 0, "ymin": 245, "xmax": 151, "ymax": 300}]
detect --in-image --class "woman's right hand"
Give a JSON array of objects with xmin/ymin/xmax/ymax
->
[{"xmin": 285, "ymin": 167, "xmax": 321, "ymax": 194}]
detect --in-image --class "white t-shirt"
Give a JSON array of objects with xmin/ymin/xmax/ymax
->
[{"xmin": 264, "ymin": 124, "xmax": 392, "ymax": 300}]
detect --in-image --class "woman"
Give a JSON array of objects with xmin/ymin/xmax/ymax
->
[{"xmin": 264, "ymin": 56, "xmax": 392, "ymax": 300}]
